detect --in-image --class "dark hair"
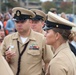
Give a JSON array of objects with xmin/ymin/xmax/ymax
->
[{"xmin": 52, "ymin": 28, "xmax": 71, "ymax": 41}]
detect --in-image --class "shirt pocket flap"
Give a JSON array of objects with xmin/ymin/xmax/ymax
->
[{"xmin": 27, "ymin": 50, "xmax": 40, "ymax": 56}]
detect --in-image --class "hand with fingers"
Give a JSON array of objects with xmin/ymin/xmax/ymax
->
[{"xmin": 5, "ymin": 47, "xmax": 16, "ymax": 63}]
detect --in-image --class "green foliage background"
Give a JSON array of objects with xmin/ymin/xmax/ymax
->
[
  {"xmin": 0, "ymin": 0, "xmax": 76, "ymax": 14},
  {"xmin": 1, "ymin": 0, "xmax": 20, "ymax": 12},
  {"xmin": 41, "ymin": 1, "xmax": 76, "ymax": 14}
]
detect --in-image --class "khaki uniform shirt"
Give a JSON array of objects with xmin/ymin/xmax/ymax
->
[
  {"xmin": 1, "ymin": 30, "xmax": 53, "ymax": 75},
  {"xmin": 0, "ymin": 51, "xmax": 14, "ymax": 75},
  {"xmin": 46, "ymin": 42, "xmax": 76, "ymax": 75}
]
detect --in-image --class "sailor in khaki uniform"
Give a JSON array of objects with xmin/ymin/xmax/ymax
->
[
  {"xmin": 0, "ymin": 51, "xmax": 14, "ymax": 75},
  {"xmin": 30, "ymin": 9, "xmax": 53, "ymax": 74},
  {"xmin": 1, "ymin": 7, "xmax": 53, "ymax": 75},
  {"xmin": 43, "ymin": 12, "xmax": 76, "ymax": 75},
  {"xmin": 30, "ymin": 9, "xmax": 46, "ymax": 35}
]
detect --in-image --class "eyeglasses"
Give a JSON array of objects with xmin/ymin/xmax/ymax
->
[{"xmin": 15, "ymin": 20, "xmax": 27, "ymax": 23}]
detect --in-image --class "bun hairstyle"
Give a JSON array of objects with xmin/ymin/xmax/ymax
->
[
  {"xmin": 68, "ymin": 31, "xmax": 74, "ymax": 41},
  {"xmin": 69, "ymin": 31, "xmax": 76, "ymax": 41}
]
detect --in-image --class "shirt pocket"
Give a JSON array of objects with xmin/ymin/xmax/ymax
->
[{"xmin": 27, "ymin": 50, "xmax": 41, "ymax": 63}]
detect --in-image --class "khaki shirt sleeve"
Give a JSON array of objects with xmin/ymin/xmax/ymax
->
[
  {"xmin": 42, "ymin": 37, "xmax": 53, "ymax": 63},
  {"xmin": 0, "ymin": 52, "xmax": 14, "ymax": 75},
  {"xmin": 49, "ymin": 63, "xmax": 66, "ymax": 75}
]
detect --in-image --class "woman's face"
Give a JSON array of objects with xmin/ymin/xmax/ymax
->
[{"xmin": 45, "ymin": 29, "xmax": 57, "ymax": 46}]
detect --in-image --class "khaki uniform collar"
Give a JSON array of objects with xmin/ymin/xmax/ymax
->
[
  {"xmin": 12, "ymin": 29, "xmax": 36, "ymax": 41},
  {"xmin": 53, "ymin": 41, "xmax": 69, "ymax": 58}
]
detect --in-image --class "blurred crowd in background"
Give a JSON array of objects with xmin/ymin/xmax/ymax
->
[{"xmin": 0, "ymin": 7, "xmax": 76, "ymax": 49}]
